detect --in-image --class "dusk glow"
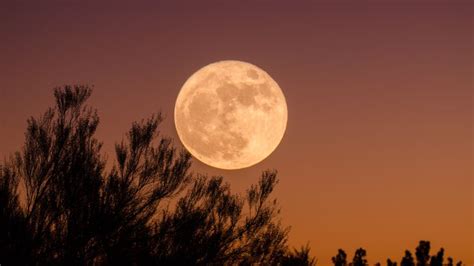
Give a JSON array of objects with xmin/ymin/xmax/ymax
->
[{"xmin": 0, "ymin": 1, "xmax": 472, "ymax": 265}]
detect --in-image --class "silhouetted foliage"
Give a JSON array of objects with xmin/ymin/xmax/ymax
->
[
  {"xmin": 332, "ymin": 241, "xmax": 464, "ymax": 266},
  {"xmin": 447, "ymin": 257, "xmax": 454, "ymax": 266},
  {"xmin": 387, "ymin": 258, "xmax": 398, "ymax": 266},
  {"xmin": 281, "ymin": 244, "xmax": 317, "ymax": 266},
  {"xmin": 0, "ymin": 86, "xmax": 319, "ymax": 265},
  {"xmin": 401, "ymin": 250, "xmax": 415, "ymax": 266},
  {"xmin": 349, "ymin": 248, "xmax": 368, "ymax": 266},
  {"xmin": 150, "ymin": 172, "xmax": 290, "ymax": 265},
  {"xmin": 0, "ymin": 86, "xmax": 466, "ymax": 266},
  {"xmin": 0, "ymin": 164, "xmax": 31, "ymax": 265},
  {"xmin": 429, "ymin": 248, "xmax": 444, "ymax": 266},
  {"xmin": 332, "ymin": 249, "xmax": 348, "ymax": 266},
  {"xmin": 416, "ymin": 240, "xmax": 431, "ymax": 266}
]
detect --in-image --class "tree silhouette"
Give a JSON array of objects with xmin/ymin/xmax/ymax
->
[
  {"xmin": 349, "ymin": 248, "xmax": 368, "ymax": 266},
  {"xmin": 0, "ymin": 86, "xmax": 467, "ymax": 266},
  {"xmin": 387, "ymin": 258, "xmax": 398, "ymax": 266},
  {"xmin": 429, "ymin": 248, "xmax": 444, "ymax": 266},
  {"xmin": 447, "ymin": 257, "xmax": 453, "ymax": 266},
  {"xmin": 0, "ymin": 164, "xmax": 31, "ymax": 265},
  {"xmin": 332, "ymin": 249, "xmax": 348, "ymax": 266},
  {"xmin": 281, "ymin": 245, "xmax": 317, "ymax": 266},
  {"xmin": 415, "ymin": 240, "xmax": 431, "ymax": 266},
  {"xmin": 331, "ymin": 241, "xmax": 464, "ymax": 266},
  {"xmin": 0, "ymin": 86, "xmax": 317, "ymax": 265},
  {"xmin": 150, "ymin": 172, "xmax": 289, "ymax": 265},
  {"xmin": 401, "ymin": 250, "xmax": 415, "ymax": 266}
]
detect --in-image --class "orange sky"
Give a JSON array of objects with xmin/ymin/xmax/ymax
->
[{"xmin": 0, "ymin": 1, "xmax": 472, "ymax": 264}]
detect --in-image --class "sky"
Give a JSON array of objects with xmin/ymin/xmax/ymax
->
[{"xmin": 0, "ymin": 0, "xmax": 472, "ymax": 264}]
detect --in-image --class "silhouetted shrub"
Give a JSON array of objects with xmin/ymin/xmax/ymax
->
[
  {"xmin": 387, "ymin": 258, "xmax": 398, "ymax": 266},
  {"xmin": 350, "ymin": 248, "xmax": 368, "ymax": 266},
  {"xmin": 1, "ymin": 87, "xmax": 466, "ymax": 266},
  {"xmin": 0, "ymin": 86, "xmax": 316, "ymax": 265},
  {"xmin": 401, "ymin": 250, "xmax": 415, "ymax": 266},
  {"xmin": 416, "ymin": 240, "xmax": 431, "ymax": 266},
  {"xmin": 281, "ymin": 244, "xmax": 317, "ymax": 266},
  {"xmin": 429, "ymin": 248, "xmax": 444, "ymax": 266},
  {"xmin": 332, "ymin": 241, "xmax": 464, "ymax": 266},
  {"xmin": 332, "ymin": 249, "xmax": 348, "ymax": 266}
]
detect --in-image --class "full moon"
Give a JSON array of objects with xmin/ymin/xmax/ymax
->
[{"xmin": 174, "ymin": 60, "xmax": 288, "ymax": 170}]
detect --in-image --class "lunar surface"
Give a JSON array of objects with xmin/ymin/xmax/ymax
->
[{"xmin": 174, "ymin": 60, "xmax": 287, "ymax": 170}]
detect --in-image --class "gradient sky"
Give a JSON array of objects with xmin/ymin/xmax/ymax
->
[{"xmin": 1, "ymin": 1, "xmax": 472, "ymax": 264}]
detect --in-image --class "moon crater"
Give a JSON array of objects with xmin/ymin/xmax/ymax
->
[{"xmin": 175, "ymin": 60, "xmax": 287, "ymax": 169}]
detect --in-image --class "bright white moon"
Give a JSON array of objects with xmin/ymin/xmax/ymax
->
[{"xmin": 174, "ymin": 60, "xmax": 288, "ymax": 170}]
